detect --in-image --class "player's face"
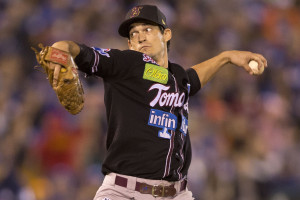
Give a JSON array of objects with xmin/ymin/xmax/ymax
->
[{"xmin": 128, "ymin": 23, "xmax": 171, "ymax": 61}]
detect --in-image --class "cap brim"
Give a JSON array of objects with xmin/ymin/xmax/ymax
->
[{"xmin": 118, "ymin": 18, "xmax": 163, "ymax": 38}]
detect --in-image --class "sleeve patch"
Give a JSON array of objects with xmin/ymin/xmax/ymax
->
[{"xmin": 92, "ymin": 47, "xmax": 111, "ymax": 58}]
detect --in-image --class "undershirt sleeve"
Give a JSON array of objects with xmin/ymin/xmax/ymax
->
[{"xmin": 186, "ymin": 68, "xmax": 201, "ymax": 96}]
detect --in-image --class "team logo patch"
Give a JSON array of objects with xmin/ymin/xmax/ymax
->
[
  {"xmin": 130, "ymin": 6, "xmax": 143, "ymax": 18},
  {"xmin": 148, "ymin": 109, "xmax": 177, "ymax": 139},
  {"xmin": 143, "ymin": 63, "xmax": 168, "ymax": 84},
  {"xmin": 93, "ymin": 47, "xmax": 111, "ymax": 58}
]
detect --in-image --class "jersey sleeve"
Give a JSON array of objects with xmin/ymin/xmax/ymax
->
[
  {"xmin": 186, "ymin": 68, "xmax": 201, "ymax": 96},
  {"xmin": 74, "ymin": 44, "xmax": 136, "ymax": 79}
]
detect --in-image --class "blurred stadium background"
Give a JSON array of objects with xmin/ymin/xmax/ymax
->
[{"xmin": 0, "ymin": 0, "xmax": 300, "ymax": 199}]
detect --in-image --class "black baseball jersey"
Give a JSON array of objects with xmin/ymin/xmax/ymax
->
[{"xmin": 75, "ymin": 44, "xmax": 201, "ymax": 181}]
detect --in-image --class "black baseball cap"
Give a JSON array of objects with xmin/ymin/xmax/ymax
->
[{"xmin": 118, "ymin": 5, "xmax": 168, "ymax": 38}]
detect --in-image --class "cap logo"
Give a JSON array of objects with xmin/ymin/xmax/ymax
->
[
  {"xmin": 162, "ymin": 19, "xmax": 166, "ymax": 25},
  {"xmin": 130, "ymin": 6, "xmax": 143, "ymax": 18}
]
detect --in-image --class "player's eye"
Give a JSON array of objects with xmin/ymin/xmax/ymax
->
[
  {"xmin": 145, "ymin": 27, "xmax": 152, "ymax": 32},
  {"xmin": 130, "ymin": 32, "xmax": 138, "ymax": 39}
]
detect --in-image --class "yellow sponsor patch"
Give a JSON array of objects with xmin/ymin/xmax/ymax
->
[{"xmin": 143, "ymin": 63, "xmax": 168, "ymax": 84}]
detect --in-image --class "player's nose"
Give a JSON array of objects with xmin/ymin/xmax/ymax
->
[{"xmin": 138, "ymin": 32, "xmax": 147, "ymax": 43}]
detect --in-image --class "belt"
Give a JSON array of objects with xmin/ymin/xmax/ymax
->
[{"xmin": 114, "ymin": 175, "xmax": 187, "ymax": 198}]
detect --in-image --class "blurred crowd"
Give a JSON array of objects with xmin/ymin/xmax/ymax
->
[{"xmin": 0, "ymin": 0, "xmax": 300, "ymax": 199}]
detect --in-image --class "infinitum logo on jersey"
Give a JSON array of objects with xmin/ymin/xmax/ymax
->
[
  {"xmin": 148, "ymin": 109, "xmax": 177, "ymax": 139},
  {"xmin": 143, "ymin": 63, "xmax": 168, "ymax": 84}
]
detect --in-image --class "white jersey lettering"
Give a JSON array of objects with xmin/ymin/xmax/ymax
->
[{"xmin": 149, "ymin": 83, "xmax": 185, "ymax": 107}]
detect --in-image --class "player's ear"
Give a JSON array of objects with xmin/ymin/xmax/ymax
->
[
  {"xmin": 163, "ymin": 28, "xmax": 172, "ymax": 42},
  {"xmin": 128, "ymin": 39, "xmax": 133, "ymax": 50}
]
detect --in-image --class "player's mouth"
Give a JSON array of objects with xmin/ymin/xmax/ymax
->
[{"xmin": 140, "ymin": 45, "xmax": 151, "ymax": 51}]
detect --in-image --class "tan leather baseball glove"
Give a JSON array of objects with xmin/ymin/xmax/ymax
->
[{"xmin": 32, "ymin": 43, "xmax": 84, "ymax": 115}]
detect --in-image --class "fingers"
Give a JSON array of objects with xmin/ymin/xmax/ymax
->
[
  {"xmin": 228, "ymin": 50, "xmax": 268, "ymax": 76},
  {"xmin": 238, "ymin": 52, "xmax": 266, "ymax": 76},
  {"xmin": 245, "ymin": 65, "xmax": 254, "ymax": 75},
  {"xmin": 257, "ymin": 54, "xmax": 268, "ymax": 68},
  {"xmin": 238, "ymin": 59, "xmax": 253, "ymax": 75},
  {"xmin": 251, "ymin": 53, "xmax": 268, "ymax": 74},
  {"xmin": 49, "ymin": 62, "xmax": 61, "ymax": 88}
]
